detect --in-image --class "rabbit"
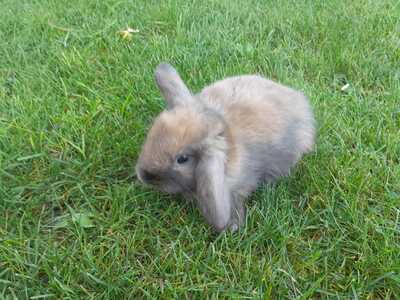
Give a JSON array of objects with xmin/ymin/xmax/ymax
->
[{"xmin": 135, "ymin": 63, "xmax": 315, "ymax": 233}]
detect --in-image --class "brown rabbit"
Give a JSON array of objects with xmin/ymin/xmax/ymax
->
[{"xmin": 136, "ymin": 63, "xmax": 315, "ymax": 232}]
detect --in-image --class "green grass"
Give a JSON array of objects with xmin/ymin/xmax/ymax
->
[{"xmin": 1, "ymin": 0, "xmax": 399, "ymax": 298}]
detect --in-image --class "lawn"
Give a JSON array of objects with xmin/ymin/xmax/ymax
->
[{"xmin": 0, "ymin": 0, "xmax": 399, "ymax": 298}]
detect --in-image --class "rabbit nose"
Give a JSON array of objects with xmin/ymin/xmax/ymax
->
[{"xmin": 137, "ymin": 168, "xmax": 159, "ymax": 183}]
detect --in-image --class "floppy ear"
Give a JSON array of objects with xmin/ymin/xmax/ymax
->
[
  {"xmin": 154, "ymin": 63, "xmax": 194, "ymax": 109},
  {"xmin": 195, "ymin": 144, "xmax": 232, "ymax": 232}
]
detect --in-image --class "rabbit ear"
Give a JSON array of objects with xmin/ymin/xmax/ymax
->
[
  {"xmin": 195, "ymin": 145, "xmax": 232, "ymax": 232},
  {"xmin": 154, "ymin": 63, "xmax": 194, "ymax": 109}
]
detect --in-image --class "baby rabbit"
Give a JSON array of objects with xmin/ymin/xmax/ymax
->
[{"xmin": 136, "ymin": 63, "xmax": 315, "ymax": 232}]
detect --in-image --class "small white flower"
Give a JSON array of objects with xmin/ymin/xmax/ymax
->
[{"xmin": 341, "ymin": 83, "xmax": 350, "ymax": 91}]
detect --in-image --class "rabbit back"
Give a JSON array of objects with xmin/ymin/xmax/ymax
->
[{"xmin": 197, "ymin": 75, "xmax": 315, "ymax": 193}]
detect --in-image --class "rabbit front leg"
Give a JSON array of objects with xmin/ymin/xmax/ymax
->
[{"xmin": 228, "ymin": 193, "xmax": 246, "ymax": 232}]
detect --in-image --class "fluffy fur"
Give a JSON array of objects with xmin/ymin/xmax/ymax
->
[{"xmin": 136, "ymin": 63, "xmax": 315, "ymax": 232}]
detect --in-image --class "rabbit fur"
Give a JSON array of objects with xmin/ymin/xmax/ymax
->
[{"xmin": 136, "ymin": 63, "xmax": 315, "ymax": 232}]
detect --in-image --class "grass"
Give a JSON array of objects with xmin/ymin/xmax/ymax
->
[{"xmin": 0, "ymin": 0, "xmax": 399, "ymax": 298}]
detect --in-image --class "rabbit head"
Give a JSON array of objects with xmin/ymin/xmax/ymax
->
[{"xmin": 136, "ymin": 64, "xmax": 229, "ymax": 229}]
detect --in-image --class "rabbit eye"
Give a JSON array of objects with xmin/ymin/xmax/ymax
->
[{"xmin": 176, "ymin": 154, "xmax": 189, "ymax": 164}]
